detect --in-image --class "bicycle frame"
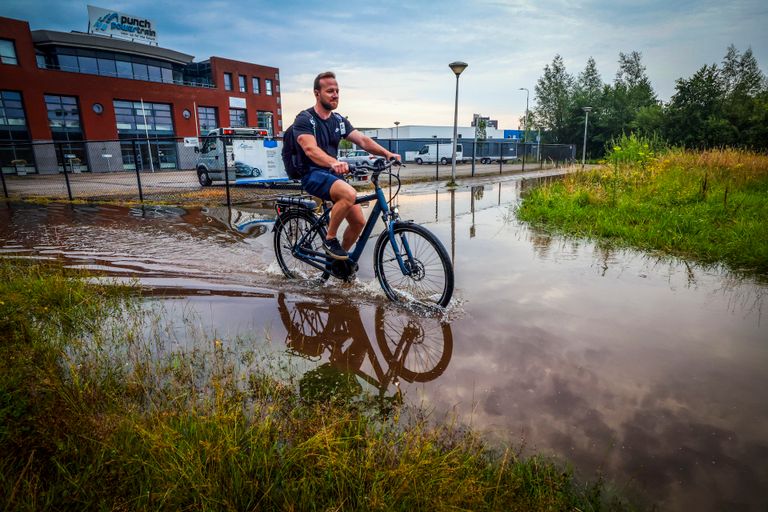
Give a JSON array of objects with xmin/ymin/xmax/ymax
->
[{"xmin": 289, "ymin": 169, "xmax": 416, "ymax": 277}]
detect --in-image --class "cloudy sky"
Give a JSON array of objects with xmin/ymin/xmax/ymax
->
[{"xmin": 3, "ymin": 0, "xmax": 766, "ymax": 130}]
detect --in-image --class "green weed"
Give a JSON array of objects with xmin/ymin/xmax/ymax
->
[{"xmin": 517, "ymin": 148, "xmax": 768, "ymax": 273}]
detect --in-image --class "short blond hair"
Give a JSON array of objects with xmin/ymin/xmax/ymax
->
[{"xmin": 314, "ymin": 71, "xmax": 336, "ymax": 91}]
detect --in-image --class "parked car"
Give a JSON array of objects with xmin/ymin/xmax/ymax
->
[{"xmin": 339, "ymin": 150, "xmax": 385, "ymax": 169}]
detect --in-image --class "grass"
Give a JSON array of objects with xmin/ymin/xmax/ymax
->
[
  {"xmin": 517, "ymin": 146, "xmax": 768, "ymax": 274},
  {"xmin": 0, "ymin": 260, "xmax": 636, "ymax": 510}
]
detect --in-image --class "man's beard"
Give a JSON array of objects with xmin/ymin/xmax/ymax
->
[{"xmin": 320, "ymin": 99, "xmax": 336, "ymax": 111}]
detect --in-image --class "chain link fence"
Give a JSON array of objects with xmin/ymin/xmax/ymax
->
[
  {"xmin": 1, "ymin": 136, "xmax": 575, "ymax": 206},
  {"xmin": 373, "ymin": 137, "xmax": 575, "ymax": 177}
]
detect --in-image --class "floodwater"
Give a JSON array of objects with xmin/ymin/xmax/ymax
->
[{"xmin": 1, "ymin": 174, "xmax": 767, "ymax": 511}]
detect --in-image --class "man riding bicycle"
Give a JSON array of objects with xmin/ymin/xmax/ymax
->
[{"xmin": 292, "ymin": 71, "xmax": 400, "ymax": 261}]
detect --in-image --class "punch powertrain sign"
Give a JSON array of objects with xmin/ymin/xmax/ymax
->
[{"xmin": 87, "ymin": 5, "xmax": 158, "ymax": 44}]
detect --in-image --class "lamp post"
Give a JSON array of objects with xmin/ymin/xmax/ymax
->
[
  {"xmin": 581, "ymin": 106, "xmax": 592, "ymax": 168},
  {"xmin": 448, "ymin": 61, "xmax": 468, "ymax": 186},
  {"xmin": 394, "ymin": 121, "xmax": 400, "ymax": 156},
  {"xmin": 518, "ymin": 87, "xmax": 529, "ymax": 173}
]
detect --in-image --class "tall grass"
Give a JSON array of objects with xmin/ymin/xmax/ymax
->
[
  {"xmin": 1, "ymin": 261, "xmax": 635, "ymax": 510},
  {"xmin": 517, "ymin": 141, "xmax": 768, "ymax": 273}
]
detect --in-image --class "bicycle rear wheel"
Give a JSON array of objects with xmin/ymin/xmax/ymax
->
[
  {"xmin": 374, "ymin": 223, "xmax": 454, "ymax": 308},
  {"xmin": 273, "ymin": 209, "xmax": 329, "ymax": 281}
]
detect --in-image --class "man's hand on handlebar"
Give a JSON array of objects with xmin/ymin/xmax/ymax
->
[
  {"xmin": 331, "ymin": 160, "xmax": 350, "ymax": 174},
  {"xmin": 384, "ymin": 152, "xmax": 402, "ymax": 164}
]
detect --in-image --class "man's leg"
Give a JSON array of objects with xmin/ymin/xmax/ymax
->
[{"xmin": 328, "ymin": 180, "xmax": 364, "ymax": 251}]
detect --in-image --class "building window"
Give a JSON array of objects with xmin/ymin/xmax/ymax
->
[
  {"xmin": 265, "ymin": 79, "xmax": 273, "ymax": 95},
  {"xmin": 0, "ymin": 40, "xmax": 18, "ymax": 65},
  {"xmin": 78, "ymin": 54, "xmax": 99, "ymax": 75},
  {"xmin": 257, "ymin": 111, "xmax": 274, "ymax": 136},
  {"xmin": 0, "ymin": 91, "xmax": 34, "ymax": 173},
  {"xmin": 252, "ymin": 77, "xmax": 260, "ymax": 94},
  {"xmin": 238, "ymin": 75, "xmax": 247, "ymax": 93},
  {"xmin": 197, "ymin": 106, "xmax": 218, "ymax": 133},
  {"xmin": 224, "ymin": 73, "xmax": 233, "ymax": 91},
  {"xmin": 45, "ymin": 95, "xmax": 82, "ymax": 132},
  {"xmin": 0, "ymin": 91, "xmax": 26, "ymax": 128},
  {"xmin": 113, "ymin": 100, "xmax": 176, "ymax": 171},
  {"xmin": 45, "ymin": 95, "xmax": 87, "ymax": 171},
  {"xmin": 229, "ymin": 108, "xmax": 247, "ymax": 128}
]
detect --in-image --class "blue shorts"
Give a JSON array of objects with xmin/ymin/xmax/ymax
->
[{"xmin": 301, "ymin": 167, "xmax": 342, "ymax": 201}]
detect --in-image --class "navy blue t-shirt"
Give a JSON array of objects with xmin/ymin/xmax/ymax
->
[{"xmin": 293, "ymin": 107, "xmax": 355, "ymax": 169}]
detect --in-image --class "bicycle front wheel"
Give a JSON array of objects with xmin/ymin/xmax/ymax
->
[
  {"xmin": 374, "ymin": 223, "xmax": 454, "ymax": 308},
  {"xmin": 273, "ymin": 209, "xmax": 329, "ymax": 281}
]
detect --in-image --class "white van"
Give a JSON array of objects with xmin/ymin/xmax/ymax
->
[
  {"xmin": 412, "ymin": 143, "xmax": 467, "ymax": 165},
  {"xmin": 195, "ymin": 127, "xmax": 289, "ymax": 186}
]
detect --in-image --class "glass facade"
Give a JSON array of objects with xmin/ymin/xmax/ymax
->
[
  {"xmin": 0, "ymin": 39, "xmax": 18, "ymax": 65},
  {"xmin": 197, "ymin": 106, "xmax": 218, "ymax": 134},
  {"xmin": 34, "ymin": 46, "xmax": 214, "ymax": 88},
  {"xmin": 229, "ymin": 108, "xmax": 247, "ymax": 128},
  {"xmin": 45, "ymin": 94, "xmax": 87, "ymax": 171},
  {"xmin": 0, "ymin": 91, "xmax": 34, "ymax": 173},
  {"xmin": 113, "ymin": 100, "xmax": 177, "ymax": 170}
]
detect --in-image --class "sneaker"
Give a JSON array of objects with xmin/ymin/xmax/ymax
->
[{"xmin": 323, "ymin": 237, "xmax": 349, "ymax": 260}]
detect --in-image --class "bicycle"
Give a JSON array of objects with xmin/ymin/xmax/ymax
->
[{"xmin": 273, "ymin": 161, "xmax": 454, "ymax": 308}]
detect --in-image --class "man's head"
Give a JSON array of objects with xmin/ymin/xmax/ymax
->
[{"xmin": 313, "ymin": 71, "xmax": 339, "ymax": 111}]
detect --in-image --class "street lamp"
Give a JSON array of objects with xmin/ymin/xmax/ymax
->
[
  {"xmin": 518, "ymin": 87, "xmax": 529, "ymax": 172},
  {"xmin": 394, "ymin": 121, "xmax": 400, "ymax": 156},
  {"xmin": 448, "ymin": 61, "xmax": 468, "ymax": 186},
  {"xmin": 581, "ymin": 106, "xmax": 592, "ymax": 168}
]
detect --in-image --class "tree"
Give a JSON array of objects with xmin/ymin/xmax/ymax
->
[
  {"xmin": 599, "ymin": 51, "xmax": 658, "ymax": 142},
  {"xmin": 665, "ymin": 64, "xmax": 732, "ymax": 147},
  {"xmin": 533, "ymin": 54, "xmax": 574, "ymax": 143},
  {"xmin": 722, "ymin": 45, "xmax": 765, "ymax": 97},
  {"xmin": 573, "ymin": 57, "xmax": 605, "ymax": 157}
]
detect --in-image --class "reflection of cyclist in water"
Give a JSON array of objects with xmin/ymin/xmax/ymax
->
[{"xmin": 277, "ymin": 294, "xmax": 453, "ymax": 401}]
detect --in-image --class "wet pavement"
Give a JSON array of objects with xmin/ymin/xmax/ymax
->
[{"xmin": 1, "ymin": 173, "xmax": 767, "ymax": 511}]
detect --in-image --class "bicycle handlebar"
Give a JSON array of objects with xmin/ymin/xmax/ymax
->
[{"xmin": 350, "ymin": 159, "xmax": 404, "ymax": 177}]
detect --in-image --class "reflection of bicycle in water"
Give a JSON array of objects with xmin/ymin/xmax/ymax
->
[{"xmin": 277, "ymin": 293, "xmax": 453, "ymax": 401}]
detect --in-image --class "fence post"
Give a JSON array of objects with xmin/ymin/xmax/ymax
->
[
  {"xmin": 224, "ymin": 136, "xmax": 232, "ymax": 208},
  {"xmin": 498, "ymin": 142, "xmax": 502, "ymax": 174},
  {"xmin": 0, "ymin": 161, "xmax": 7, "ymax": 198},
  {"xmin": 471, "ymin": 139, "xmax": 476, "ymax": 176},
  {"xmin": 57, "ymin": 142, "xmax": 73, "ymax": 201},
  {"xmin": 435, "ymin": 140, "xmax": 439, "ymax": 181},
  {"xmin": 521, "ymin": 142, "xmax": 526, "ymax": 173},
  {"xmin": 131, "ymin": 140, "xmax": 144, "ymax": 202}
]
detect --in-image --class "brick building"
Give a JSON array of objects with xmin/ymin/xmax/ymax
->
[{"xmin": 0, "ymin": 16, "xmax": 282, "ymax": 174}]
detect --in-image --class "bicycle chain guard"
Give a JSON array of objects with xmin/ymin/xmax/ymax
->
[{"xmin": 328, "ymin": 259, "xmax": 358, "ymax": 281}]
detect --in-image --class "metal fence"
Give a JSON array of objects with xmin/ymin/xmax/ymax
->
[
  {"xmin": 0, "ymin": 135, "xmax": 296, "ymax": 206},
  {"xmin": 0, "ymin": 136, "xmax": 575, "ymax": 206}
]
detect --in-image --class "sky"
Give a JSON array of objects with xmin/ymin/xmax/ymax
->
[{"xmin": 3, "ymin": 0, "xmax": 767, "ymax": 131}]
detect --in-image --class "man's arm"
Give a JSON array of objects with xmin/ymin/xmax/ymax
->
[
  {"xmin": 296, "ymin": 134, "xmax": 349, "ymax": 174},
  {"xmin": 346, "ymin": 130, "xmax": 401, "ymax": 162}
]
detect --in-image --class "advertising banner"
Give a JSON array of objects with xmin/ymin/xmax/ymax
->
[{"xmin": 87, "ymin": 5, "xmax": 158, "ymax": 44}]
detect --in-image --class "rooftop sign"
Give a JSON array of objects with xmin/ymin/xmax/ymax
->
[{"xmin": 87, "ymin": 5, "xmax": 157, "ymax": 44}]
